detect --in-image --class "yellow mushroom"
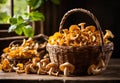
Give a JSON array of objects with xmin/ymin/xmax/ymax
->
[
  {"xmin": 59, "ymin": 62, "xmax": 75, "ymax": 76},
  {"xmin": 37, "ymin": 62, "xmax": 47, "ymax": 75},
  {"xmin": 85, "ymin": 25, "xmax": 96, "ymax": 32},
  {"xmin": 29, "ymin": 63, "xmax": 38, "ymax": 73},
  {"xmin": 78, "ymin": 22, "xmax": 86, "ymax": 31},
  {"xmin": 103, "ymin": 30, "xmax": 114, "ymax": 39},
  {"xmin": 87, "ymin": 64, "xmax": 101, "ymax": 75},
  {"xmin": 25, "ymin": 64, "xmax": 31, "ymax": 74},
  {"xmin": 96, "ymin": 59, "xmax": 105, "ymax": 69},
  {"xmin": 46, "ymin": 62, "xmax": 58, "ymax": 76},
  {"xmin": 69, "ymin": 25, "xmax": 80, "ymax": 34},
  {"xmin": 40, "ymin": 58, "xmax": 50, "ymax": 67}
]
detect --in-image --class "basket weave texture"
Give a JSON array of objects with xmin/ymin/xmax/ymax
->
[{"xmin": 46, "ymin": 8, "xmax": 114, "ymax": 75}]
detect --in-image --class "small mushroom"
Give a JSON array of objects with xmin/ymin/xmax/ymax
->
[
  {"xmin": 87, "ymin": 64, "xmax": 101, "ymax": 75},
  {"xmin": 103, "ymin": 30, "xmax": 114, "ymax": 44},
  {"xmin": 103, "ymin": 30, "xmax": 114, "ymax": 39},
  {"xmin": 38, "ymin": 42, "xmax": 47, "ymax": 50},
  {"xmin": 78, "ymin": 22, "xmax": 86, "ymax": 31},
  {"xmin": 25, "ymin": 64, "xmax": 31, "ymax": 74},
  {"xmin": 59, "ymin": 62, "xmax": 75, "ymax": 76},
  {"xmin": 37, "ymin": 62, "xmax": 46, "ymax": 74},
  {"xmin": 30, "ymin": 64, "xmax": 38, "ymax": 73},
  {"xmin": 70, "ymin": 33, "xmax": 79, "ymax": 40},
  {"xmin": 85, "ymin": 26, "xmax": 96, "ymax": 32},
  {"xmin": 13, "ymin": 66, "xmax": 19, "ymax": 71},
  {"xmin": 32, "ymin": 57, "xmax": 40, "ymax": 65},
  {"xmin": 40, "ymin": 58, "xmax": 49, "ymax": 67},
  {"xmin": 16, "ymin": 69, "xmax": 25, "ymax": 74},
  {"xmin": 46, "ymin": 62, "xmax": 58, "ymax": 76},
  {"xmin": 21, "ymin": 39, "xmax": 26, "ymax": 47}
]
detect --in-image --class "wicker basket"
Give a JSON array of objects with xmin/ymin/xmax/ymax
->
[{"xmin": 46, "ymin": 8, "xmax": 114, "ymax": 75}]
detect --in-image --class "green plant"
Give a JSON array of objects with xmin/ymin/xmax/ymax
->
[{"xmin": 8, "ymin": 0, "xmax": 60, "ymax": 38}]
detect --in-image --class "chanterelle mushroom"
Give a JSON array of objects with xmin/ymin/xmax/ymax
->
[
  {"xmin": 46, "ymin": 62, "xmax": 58, "ymax": 76},
  {"xmin": 59, "ymin": 62, "xmax": 75, "ymax": 76},
  {"xmin": 37, "ymin": 62, "xmax": 47, "ymax": 75},
  {"xmin": 78, "ymin": 22, "xmax": 86, "ymax": 31},
  {"xmin": 40, "ymin": 58, "xmax": 49, "ymax": 67},
  {"xmin": 87, "ymin": 64, "xmax": 101, "ymax": 75},
  {"xmin": 104, "ymin": 30, "xmax": 114, "ymax": 40}
]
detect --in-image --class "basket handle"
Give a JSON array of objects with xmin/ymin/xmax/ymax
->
[{"xmin": 59, "ymin": 8, "xmax": 104, "ymax": 58}]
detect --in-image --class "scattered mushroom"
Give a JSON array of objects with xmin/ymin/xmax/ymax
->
[
  {"xmin": 16, "ymin": 69, "xmax": 25, "ymax": 74},
  {"xmin": 37, "ymin": 62, "xmax": 47, "ymax": 74},
  {"xmin": 87, "ymin": 59, "xmax": 105, "ymax": 76},
  {"xmin": 59, "ymin": 62, "xmax": 75, "ymax": 76},
  {"xmin": 104, "ymin": 30, "xmax": 114, "ymax": 39},
  {"xmin": 40, "ymin": 58, "xmax": 49, "ymax": 67},
  {"xmin": 46, "ymin": 62, "xmax": 58, "ymax": 76},
  {"xmin": 25, "ymin": 64, "xmax": 31, "ymax": 74},
  {"xmin": 87, "ymin": 64, "xmax": 101, "ymax": 75}
]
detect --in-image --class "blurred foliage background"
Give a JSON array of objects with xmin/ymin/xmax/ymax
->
[{"xmin": 0, "ymin": 0, "xmax": 27, "ymax": 24}]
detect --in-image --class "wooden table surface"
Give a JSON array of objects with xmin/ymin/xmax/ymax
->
[{"xmin": 0, "ymin": 59, "xmax": 120, "ymax": 83}]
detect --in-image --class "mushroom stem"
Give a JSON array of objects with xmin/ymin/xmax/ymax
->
[
  {"xmin": 64, "ymin": 67, "xmax": 69, "ymax": 76},
  {"xmin": 16, "ymin": 69, "xmax": 25, "ymax": 74},
  {"xmin": 37, "ymin": 68, "xmax": 46, "ymax": 75},
  {"xmin": 47, "ymin": 67, "xmax": 54, "ymax": 75},
  {"xmin": 87, "ymin": 64, "xmax": 101, "ymax": 75},
  {"xmin": 96, "ymin": 59, "xmax": 105, "ymax": 69},
  {"xmin": 51, "ymin": 71, "xmax": 59, "ymax": 76},
  {"xmin": 91, "ymin": 68, "xmax": 101, "ymax": 75}
]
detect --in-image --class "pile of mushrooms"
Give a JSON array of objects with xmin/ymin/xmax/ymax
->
[{"xmin": 48, "ymin": 22, "xmax": 114, "ymax": 47}]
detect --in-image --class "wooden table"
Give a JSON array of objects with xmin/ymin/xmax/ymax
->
[{"xmin": 0, "ymin": 59, "xmax": 120, "ymax": 83}]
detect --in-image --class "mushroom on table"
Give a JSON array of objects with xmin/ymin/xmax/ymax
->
[
  {"xmin": 46, "ymin": 62, "xmax": 58, "ymax": 76},
  {"xmin": 87, "ymin": 59, "xmax": 105, "ymax": 75},
  {"xmin": 59, "ymin": 62, "xmax": 75, "ymax": 76}
]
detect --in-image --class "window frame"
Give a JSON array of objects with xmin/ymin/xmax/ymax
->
[{"xmin": 0, "ymin": 0, "xmax": 43, "ymax": 38}]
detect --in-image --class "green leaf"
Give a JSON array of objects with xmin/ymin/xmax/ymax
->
[
  {"xmin": 29, "ymin": 11, "xmax": 45, "ymax": 21},
  {"xmin": 51, "ymin": 0, "xmax": 60, "ymax": 5},
  {"xmin": 9, "ymin": 17, "xmax": 17, "ymax": 25},
  {"xmin": 17, "ymin": 16, "xmax": 24, "ymax": 24},
  {"xmin": 14, "ymin": 25, "xmax": 23, "ymax": 35},
  {"xmin": 32, "ymin": 0, "xmax": 43, "ymax": 10},
  {"xmin": 22, "ymin": 25, "xmax": 34, "ymax": 37},
  {"xmin": 8, "ymin": 24, "xmax": 17, "ymax": 32},
  {"xmin": 14, "ymin": 23, "xmax": 26, "ymax": 35},
  {"xmin": 26, "ymin": 0, "xmax": 43, "ymax": 10}
]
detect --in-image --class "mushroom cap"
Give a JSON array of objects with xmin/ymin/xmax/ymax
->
[
  {"xmin": 59, "ymin": 62, "xmax": 75, "ymax": 73},
  {"xmin": 87, "ymin": 64, "xmax": 96, "ymax": 75},
  {"xmin": 32, "ymin": 57, "xmax": 40, "ymax": 64},
  {"xmin": 104, "ymin": 30, "xmax": 114, "ymax": 39},
  {"xmin": 40, "ymin": 58, "xmax": 49, "ymax": 64},
  {"xmin": 78, "ymin": 22, "xmax": 86, "ymax": 26},
  {"xmin": 46, "ymin": 62, "xmax": 58, "ymax": 70},
  {"xmin": 85, "ymin": 25, "xmax": 96, "ymax": 32}
]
